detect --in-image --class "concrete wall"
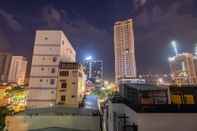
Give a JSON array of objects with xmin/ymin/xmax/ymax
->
[
  {"xmin": 6, "ymin": 115, "xmax": 100, "ymax": 131},
  {"xmin": 107, "ymin": 102, "xmax": 197, "ymax": 131},
  {"xmin": 138, "ymin": 113, "xmax": 197, "ymax": 131}
]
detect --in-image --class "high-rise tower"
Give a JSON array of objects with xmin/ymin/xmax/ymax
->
[{"xmin": 114, "ymin": 19, "xmax": 136, "ymax": 82}]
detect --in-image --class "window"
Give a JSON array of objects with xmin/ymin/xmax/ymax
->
[
  {"xmin": 52, "ymin": 57, "xmax": 57, "ymax": 62},
  {"xmin": 40, "ymin": 79, "xmax": 43, "ymax": 82},
  {"xmin": 60, "ymin": 71, "xmax": 69, "ymax": 76},
  {"xmin": 72, "ymin": 95, "xmax": 75, "ymax": 98},
  {"xmin": 61, "ymin": 83, "xmax": 67, "ymax": 88},
  {"xmin": 44, "ymin": 37, "xmax": 48, "ymax": 40},
  {"xmin": 78, "ymin": 72, "xmax": 82, "ymax": 77},
  {"xmin": 62, "ymin": 41, "xmax": 64, "ymax": 45},
  {"xmin": 72, "ymin": 82, "xmax": 76, "ymax": 85},
  {"xmin": 50, "ymin": 79, "xmax": 55, "ymax": 85},
  {"xmin": 51, "ymin": 68, "xmax": 56, "ymax": 73},
  {"xmin": 51, "ymin": 91, "xmax": 55, "ymax": 94},
  {"xmin": 41, "ymin": 67, "xmax": 44, "ymax": 71},
  {"xmin": 72, "ymin": 71, "xmax": 78, "ymax": 77},
  {"xmin": 61, "ymin": 95, "xmax": 66, "ymax": 101}
]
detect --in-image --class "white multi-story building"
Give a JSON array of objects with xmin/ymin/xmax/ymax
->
[
  {"xmin": 28, "ymin": 30, "xmax": 76, "ymax": 108},
  {"xmin": 114, "ymin": 19, "xmax": 136, "ymax": 83},
  {"xmin": 8, "ymin": 56, "xmax": 27, "ymax": 85}
]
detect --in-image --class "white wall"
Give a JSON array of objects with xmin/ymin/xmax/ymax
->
[
  {"xmin": 138, "ymin": 113, "xmax": 197, "ymax": 131},
  {"xmin": 107, "ymin": 102, "xmax": 197, "ymax": 131},
  {"xmin": 6, "ymin": 115, "xmax": 100, "ymax": 131}
]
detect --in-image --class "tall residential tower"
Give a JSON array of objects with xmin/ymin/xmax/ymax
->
[{"xmin": 114, "ymin": 19, "xmax": 136, "ymax": 83}]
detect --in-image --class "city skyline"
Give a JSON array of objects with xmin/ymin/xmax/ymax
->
[{"xmin": 0, "ymin": 0, "xmax": 197, "ymax": 80}]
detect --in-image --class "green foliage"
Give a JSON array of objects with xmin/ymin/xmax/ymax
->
[
  {"xmin": 91, "ymin": 88, "xmax": 115, "ymax": 100},
  {"xmin": 0, "ymin": 107, "xmax": 11, "ymax": 130}
]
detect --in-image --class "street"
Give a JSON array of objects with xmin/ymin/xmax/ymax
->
[{"xmin": 84, "ymin": 95, "xmax": 100, "ymax": 110}]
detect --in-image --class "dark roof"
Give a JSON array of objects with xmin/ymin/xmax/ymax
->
[
  {"xmin": 120, "ymin": 83, "xmax": 168, "ymax": 91},
  {"xmin": 110, "ymin": 95, "xmax": 197, "ymax": 113}
]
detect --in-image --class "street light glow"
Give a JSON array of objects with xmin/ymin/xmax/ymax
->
[
  {"xmin": 85, "ymin": 56, "xmax": 93, "ymax": 61},
  {"xmin": 168, "ymin": 57, "xmax": 175, "ymax": 62},
  {"xmin": 171, "ymin": 40, "xmax": 178, "ymax": 55}
]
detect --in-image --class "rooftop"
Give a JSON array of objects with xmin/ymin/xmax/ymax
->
[
  {"xmin": 120, "ymin": 83, "xmax": 168, "ymax": 91},
  {"xmin": 110, "ymin": 94, "xmax": 197, "ymax": 113},
  {"xmin": 17, "ymin": 106, "xmax": 100, "ymax": 116}
]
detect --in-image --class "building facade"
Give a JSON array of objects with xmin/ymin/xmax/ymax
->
[
  {"xmin": 56, "ymin": 62, "xmax": 86, "ymax": 107},
  {"xmin": 119, "ymin": 84, "xmax": 169, "ymax": 105},
  {"xmin": 114, "ymin": 19, "xmax": 136, "ymax": 83},
  {"xmin": 28, "ymin": 30, "xmax": 76, "ymax": 108},
  {"xmin": 56, "ymin": 62, "xmax": 86, "ymax": 108},
  {"xmin": 8, "ymin": 56, "xmax": 27, "ymax": 85},
  {"xmin": 84, "ymin": 60, "xmax": 103, "ymax": 87},
  {"xmin": 0, "ymin": 53, "xmax": 12, "ymax": 83},
  {"xmin": 169, "ymin": 53, "xmax": 197, "ymax": 85}
]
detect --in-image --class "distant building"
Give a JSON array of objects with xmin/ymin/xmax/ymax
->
[
  {"xmin": 114, "ymin": 19, "xmax": 136, "ymax": 83},
  {"xmin": 8, "ymin": 56, "xmax": 27, "ymax": 85},
  {"xmin": 169, "ymin": 53, "xmax": 197, "ymax": 85},
  {"xmin": 56, "ymin": 62, "xmax": 86, "ymax": 108},
  {"xmin": 0, "ymin": 53, "xmax": 12, "ymax": 83},
  {"xmin": 84, "ymin": 60, "xmax": 103, "ymax": 87},
  {"xmin": 28, "ymin": 30, "xmax": 76, "ymax": 108},
  {"xmin": 170, "ymin": 85, "xmax": 197, "ymax": 104},
  {"xmin": 119, "ymin": 83, "xmax": 169, "ymax": 105}
]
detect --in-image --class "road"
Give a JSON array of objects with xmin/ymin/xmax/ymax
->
[{"xmin": 84, "ymin": 95, "xmax": 99, "ymax": 110}]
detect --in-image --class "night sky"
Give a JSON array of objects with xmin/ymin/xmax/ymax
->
[{"xmin": 0, "ymin": 0, "xmax": 197, "ymax": 81}]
